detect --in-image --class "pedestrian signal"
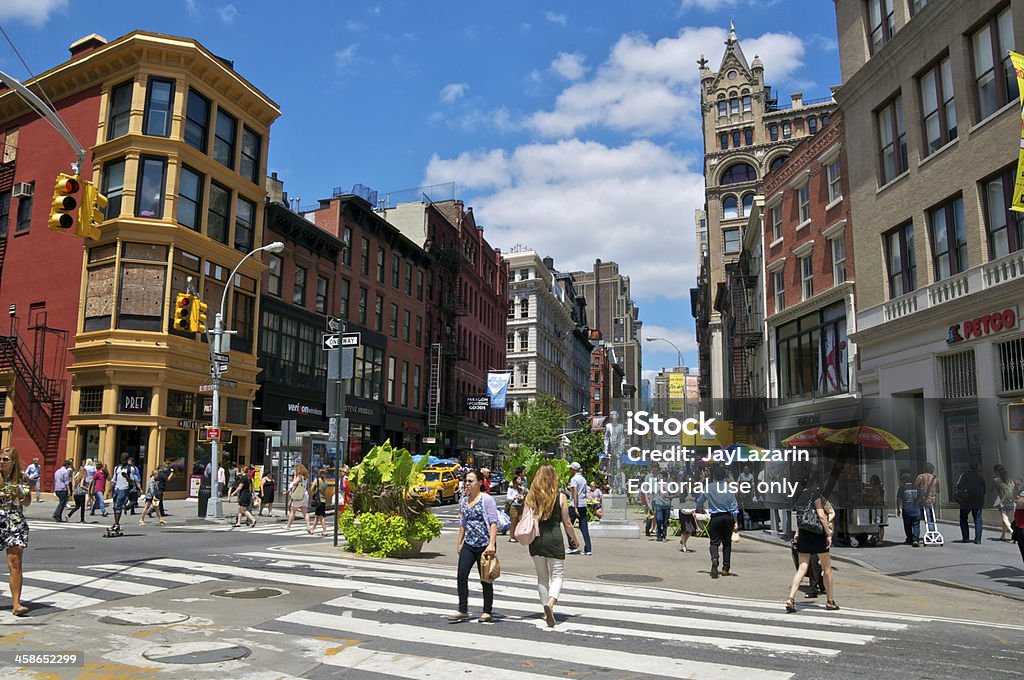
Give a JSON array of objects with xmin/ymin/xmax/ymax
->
[
  {"xmin": 48, "ymin": 173, "xmax": 80, "ymax": 232},
  {"xmin": 190, "ymin": 297, "xmax": 208, "ymax": 333},
  {"xmin": 173, "ymin": 293, "xmax": 193, "ymax": 332},
  {"xmin": 77, "ymin": 180, "xmax": 108, "ymax": 240}
]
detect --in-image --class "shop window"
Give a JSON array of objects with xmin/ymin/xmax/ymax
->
[
  {"xmin": 163, "ymin": 430, "xmax": 189, "ymax": 492},
  {"xmin": 940, "ymin": 349, "xmax": 977, "ymax": 398},
  {"xmin": 79, "ymin": 387, "xmax": 104, "ymax": 414},
  {"xmin": 776, "ymin": 302, "xmax": 848, "ymax": 400},
  {"xmin": 166, "ymin": 390, "xmax": 195, "ymax": 418}
]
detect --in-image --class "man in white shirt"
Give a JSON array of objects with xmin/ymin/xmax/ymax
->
[
  {"xmin": 568, "ymin": 462, "xmax": 592, "ymax": 555},
  {"xmin": 24, "ymin": 458, "xmax": 41, "ymax": 502}
]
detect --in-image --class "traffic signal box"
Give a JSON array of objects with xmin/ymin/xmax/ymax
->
[
  {"xmin": 173, "ymin": 293, "xmax": 193, "ymax": 332},
  {"xmin": 78, "ymin": 181, "xmax": 108, "ymax": 240},
  {"xmin": 48, "ymin": 173, "xmax": 80, "ymax": 232},
  {"xmin": 189, "ymin": 297, "xmax": 208, "ymax": 333}
]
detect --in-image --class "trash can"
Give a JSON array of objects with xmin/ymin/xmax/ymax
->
[{"xmin": 197, "ymin": 484, "xmax": 211, "ymax": 517}]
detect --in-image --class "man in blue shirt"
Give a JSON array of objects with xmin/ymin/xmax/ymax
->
[
  {"xmin": 111, "ymin": 453, "xmax": 142, "ymax": 534},
  {"xmin": 567, "ymin": 462, "xmax": 592, "ymax": 555},
  {"xmin": 696, "ymin": 466, "xmax": 739, "ymax": 578},
  {"xmin": 52, "ymin": 459, "xmax": 72, "ymax": 522}
]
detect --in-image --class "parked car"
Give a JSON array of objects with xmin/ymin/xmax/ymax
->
[{"xmin": 487, "ymin": 470, "xmax": 508, "ymax": 496}]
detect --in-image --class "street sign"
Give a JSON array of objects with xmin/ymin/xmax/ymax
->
[
  {"xmin": 211, "ymin": 363, "xmax": 229, "ymax": 376},
  {"xmin": 342, "ymin": 332, "xmax": 360, "ymax": 347},
  {"xmin": 322, "ymin": 333, "xmax": 341, "ymax": 350},
  {"xmin": 327, "ymin": 316, "xmax": 342, "ymax": 332},
  {"xmin": 281, "ymin": 419, "xmax": 298, "ymax": 447},
  {"xmin": 178, "ymin": 419, "xmax": 209, "ymax": 430},
  {"xmin": 213, "ymin": 352, "xmax": 230, "ymax": 363},
  {"xmin": 200, "ymin": 380, "xmax": 237, "ymax": 392},
  {"xmin": 329, "ymin": 416, "xmax": 350, "ymax": 442},
  {"xmin": 423, "ymin": 436, "xmax": 436, "ymax": 444},
  {"xmin": 327, "ymin": 347, "xmax": 355, "ymax": 380},
  {"xmin": 207, "ymin": 427, "xmax": 221, "ymax": 440}
]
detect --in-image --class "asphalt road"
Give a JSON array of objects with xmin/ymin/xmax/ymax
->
[{"xmin": 0, "ymin": 506, "xmax": 1020, "ymax": 679}]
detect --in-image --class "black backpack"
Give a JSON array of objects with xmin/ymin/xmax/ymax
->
[
  {"xmin": 953, "ymin": 476, "xmax": 973, "ymax": 506},
  {"xmin": 797, "ymin": 496, "xmax": 824, "ymax": 534}
]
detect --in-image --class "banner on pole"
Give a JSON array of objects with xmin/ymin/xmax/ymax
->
[
  {"xmin": 486, "ymin": 372, "xmax": 512, "ymax": 409},
  {"xmin": 1009, "ymin": 51, "xmax": 1024, "ymax": 212}
]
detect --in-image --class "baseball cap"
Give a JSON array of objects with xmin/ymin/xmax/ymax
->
[{"xmin": 569, "ymin": 462, "xmax": 581, "ymax": 470}]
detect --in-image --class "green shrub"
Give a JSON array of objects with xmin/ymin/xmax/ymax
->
[{"xmin": 339, "ymin": 509, "xmax": 443, "ymax": 558}]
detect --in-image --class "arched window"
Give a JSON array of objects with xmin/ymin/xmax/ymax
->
[
  {"xmin": 769, "ymin": 155, "xmax": 790, "ymax": 171},
  {"xmin": 720, "ymin": 162, "xmax": 758, "ymax": 185},
  {"xmin": 718, "ymin": 95, "xmax": 727, "ymax": 118},
  {"xmin": 723, "ymin": 195, "xmax": 739, "ymax": 219},
  {"xmin": 742, "ymin": 193, "xmax": 755, "ymax": 216},
  {"xmin": 730, "ymin": 97, "xmax": 740, "ymax": 115},
  {"xmin": 720, "ymin": 133, "xmax": 729, "ymax": 150},
  {"xmin": 769, "ymin": 124, "xmax": 779, "ymax": 141},
  {"xmin": 732, "ymin": 130, "xmax": 741, "ymax": 147}
]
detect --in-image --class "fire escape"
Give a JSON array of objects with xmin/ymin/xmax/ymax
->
[
  {"xmin": 0, "ymin": 314, "xmax": 68, "ymax": 467},
  {"xmin": 724, "ymin": 263, "xmax": 764, "ymax": 431},
  {"xmin": 427, "ymin": 243, "xmax": 467, "ymax": 432}
]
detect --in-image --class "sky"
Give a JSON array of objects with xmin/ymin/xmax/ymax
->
[{"xmin": 0, "ymin": 0, "xmax": 842, "ymax": 386}]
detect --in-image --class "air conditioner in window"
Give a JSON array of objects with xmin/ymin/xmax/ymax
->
[{"xmin": 12, "ymin": 182, "xmax": 33, "ymax": 198}]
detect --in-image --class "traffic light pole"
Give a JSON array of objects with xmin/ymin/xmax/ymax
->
[
  {"xmin": 0, "ymin": 69, "xmax": 85, "ymax": 173},
  {"xmin": 332, "ymin": 320, "xmax": 347, "ymax": 548}
]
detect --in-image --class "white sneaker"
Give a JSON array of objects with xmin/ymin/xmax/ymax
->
[
  {"xmin": 567, "ymin": 547, "xmax": 581, "ymax": 555},
  {"xmin": 583, "ymin": 551, "xmax": 592, "ymax": 556}
]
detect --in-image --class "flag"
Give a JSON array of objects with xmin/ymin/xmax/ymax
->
[
  {"xmin": 486, "ymin": 372, "xmax": 511, "ymax": 408},
  {"xmin": 1009, "ymin": 51, "xmax": 1024, "ymax": 212}
]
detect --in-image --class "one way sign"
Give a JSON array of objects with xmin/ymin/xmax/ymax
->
[{"xmin": 323, "ymin": 332, "xmax": 360, "ymax": 350}]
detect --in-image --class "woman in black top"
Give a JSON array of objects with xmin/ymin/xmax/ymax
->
[
  {"xmin": 525, "ymin": 464, "xmax": 577, "ymax": 627},
  {"xmin": 786, "ymin": 476, "xmax": 838, "ymax": 612},
  {"xmin": 229, "ymin": 465, "xmax": 257, "ymax": 528}
]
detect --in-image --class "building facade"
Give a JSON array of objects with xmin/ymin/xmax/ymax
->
[
  {"xmin": 0, "ymin": 32, "xmax": 279, "ymax": 494},
  {"xmin": 835, "ymin": 0, "xmax": 1024, "ymax": 513}
]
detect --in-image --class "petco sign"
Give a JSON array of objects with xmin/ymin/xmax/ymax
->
[{"xmin": 947, "ymin": 306, "xmax": 1018, "ymax": 344}]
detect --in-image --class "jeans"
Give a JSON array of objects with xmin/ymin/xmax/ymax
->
[
  {"xmin": 91, "ymin": 492, "xmax": 107, "ymax": 515},
  {"xmin": 569, "ymin": 505, "xmax": 591, "ymax": 553},
  {"xmin": 902, "ymin": 513, "xmax": 921, "ymax": 543},
  {"xmin": 67, "ymin": 493, "xmax": 86, "ymax": 522},
  {"xmin": 456, "ymin": 544, "xmax": 493, "ymax": 614},
  {"xmin": 708, "ymin": 512, "xmax": 734, "ymax": 571},
  {"xmin": 531, "ymin": 555, "xmax": 564, "ymax": 605},
  {"xmin": 53, "ymin": 490, "xmax": 68, "ymax": 521},
  {"xmin": 654, "ymin": 505, "xmax": 670, "ymax": 541},
  {"xmin": 959, "ymin": 507, "xmax": 983, "ymax": 543}
]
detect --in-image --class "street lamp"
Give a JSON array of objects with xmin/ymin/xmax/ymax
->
[
  {"xmin": 645, "ymin": 336, "xmax": 683, "ymax": 369},
  {"xmin": 206, "ymin": 241, "xmax": 285, "ymax": 519}
]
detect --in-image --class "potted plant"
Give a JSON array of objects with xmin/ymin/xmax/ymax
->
[{"xmin": 338, "ymin": 441, "xmax": 443, "ymax": 558}]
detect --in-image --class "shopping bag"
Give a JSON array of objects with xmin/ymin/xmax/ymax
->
[
  {"xmin": 496, "ymin": 508, "xmax": 511, "ymax": 534},
  {"xmin": 514, "ymin": 505, "xmax": 539, "ymax": 545},
  {"xmin": 480, "ymin": 552, "xmax": 501, "ymax": 583}
]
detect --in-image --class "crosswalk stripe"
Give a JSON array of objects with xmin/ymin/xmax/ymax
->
[
  {"xmin": 21, "ymin": 570, "xmax": 163, "ymax": 596},
  {"xmin": 274, "ymin": 610, "xmax": 795, "ymax": 680},
  {"xmin": 0, "ymin": 583, "xmax": 104, "ymax": 610},
  {"xmin": 322, "ymin": 645, "xmax": 588, "ymax": 679},
  {"xmin": 81, "ymin": 565, "xmax": 218, "ymax": 584}
]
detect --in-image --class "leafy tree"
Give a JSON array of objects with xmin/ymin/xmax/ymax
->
[
  {"xmin": 566, "ymin": 425, "xmax": 603, "ymax": 479},
  {"xmin": 500, "ymin": 394, "xmax": 567, "ymax": 452}
]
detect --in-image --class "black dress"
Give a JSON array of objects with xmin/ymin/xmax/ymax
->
[
  {"xmin": 238, "ymin": 478, "xmax": 252, "ymax": 509},
  {"xmin": 794, "ymin": 490, "xmax": 829, "ymax": 554}
]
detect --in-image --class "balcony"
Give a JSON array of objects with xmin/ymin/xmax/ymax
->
[{"xmin": 863, "ymin": 250, "xmax": 1024, "ymax": 331}]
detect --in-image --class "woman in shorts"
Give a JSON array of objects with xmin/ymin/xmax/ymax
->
[{"xmin": 0, "ymin": 446, "xmax": 31, "ymax": 616}]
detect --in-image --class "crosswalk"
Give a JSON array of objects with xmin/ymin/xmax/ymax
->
[{"xmin": 4, "ymin": 547, "xmax": 1018, "ymax": 677}]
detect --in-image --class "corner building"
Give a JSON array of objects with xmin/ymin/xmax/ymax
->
[{"xmin": 0, "ymin": 32, "xmax": 279, "ymax": 493}]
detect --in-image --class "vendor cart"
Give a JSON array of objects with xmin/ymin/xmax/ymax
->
[{"xmin": 839, "ymin": 506, "xmax": 884, "ymax": 547}]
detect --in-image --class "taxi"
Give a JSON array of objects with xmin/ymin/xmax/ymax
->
[{"xmin": 415, "ymin": 465, "xmax": 460, "ymax": 504}]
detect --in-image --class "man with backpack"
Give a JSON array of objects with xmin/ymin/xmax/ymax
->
[
  {"xmin": 954, "ymin": 463, "xmax": 986, "ymax": 544},
  {"xmin": 895, "ymin": 472, "xmax": 923, "ymax": 547},
  {"xmin": 111, "ymin": 454, "xmax": 143, "ymax": 535}
]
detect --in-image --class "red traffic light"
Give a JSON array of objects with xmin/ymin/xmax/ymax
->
[{"xmin": 57, "ymin": 176, "xmax": 80, "ymax": 195}]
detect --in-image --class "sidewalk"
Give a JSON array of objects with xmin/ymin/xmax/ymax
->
[{"xmin": 21, "ymin": 495, "xmax": 286, "ymax": 526}]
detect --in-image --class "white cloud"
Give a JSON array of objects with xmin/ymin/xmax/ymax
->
[
  {"xmin": 527, "ymin": 26, "xmax": 805, "ymax": 138},
  {"xmin": 0, "ymin": 0, "xmax": 66, "ymax": 26},
  {"xmin": 809, "ymin": 33, "xmax": 838, "ymax": 51},
  {"xmin": 424, "ymin": 139, "xmax": 703, "ymax": 300},
  {"xmin": 185, "ymin": 0, "xmax": 200, "ymax": 19},
  {"xmin": 346, "ymin": 19, "xmax": 368, "ymax": 31},
  {"xmin": 642, "ymin": 325, "xmax": 698, "ymax": 356},
  {"xmin": 545, "ymin": 11, "xmax": 567, "ymax": 26},
  {"xmin": 550, "ymin": 52, "xmax": 588, "ymax": 81},
  {"xmin": 335, "ymin": 44, "xmax": 359, "ymax": 70},
  {"xmin": 217, "ymin": 4, "xmax": 239, "ymax": 24},
  {"xmin": 680, "ymin": 0, "xmax": 740, "ymax": 9},
  {"xmin": 440, "ymin": 83, "xmax": 469, "ymax": 103}
]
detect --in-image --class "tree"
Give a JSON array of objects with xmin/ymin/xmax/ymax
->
[
  {"xmin": 500, "ymin": 394, "xmax": 566, "ymax": 452},
  {"xmin": 566, "ymin": 426, "xmax": 603, "ymax": 479}
]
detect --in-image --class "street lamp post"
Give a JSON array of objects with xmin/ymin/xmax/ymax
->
[
  {"xmin": 645, "ymin": 336, "xmax": 683, "ymax": 369},
  {"xmin": 206, "ymin": 241, "xmax": 285, "ymax": 519}
]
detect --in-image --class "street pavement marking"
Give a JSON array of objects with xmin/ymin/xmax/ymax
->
[
  {"xmin": 321, "ymin": 645, "xmax": 605, "ymax": 679},
  {"xmin": 0, "ymin": 583, "xmax": 103, "ymax": 610},
  {"xmin": 27, "ymin": 521, "xmax": 103, "ymax": 531},
  {"xmin": 275, "ymin": 610, "xmax": 795, "ymax": 680},
  {"xmin": 81, "ymin": 565, "xmax": 219, "ymax": 584},
  {"xmin": 21, "ymin": 570, "xmax": 164, "ymax": 596}
]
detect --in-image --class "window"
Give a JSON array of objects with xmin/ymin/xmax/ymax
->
[
  {"xmin": 741, "ymin": 193, "xmax": 754, "ymax": 218},
  {"xmin": 413, "ymin": 365, "xmax": 421, "ymax": 409},
  {"xmin": 387, "ymin": 357, "xmax": 396, "ymax": 403},
  {"xmin": 213, "ymin": 108, "xmax": 237, "ymax": 169},
  {"xmin": 507, "ymin": 332, "xmax": 515, "ymax": 352},
  {"xmin": 230, "ymin": 289, "xmax": 255, "ymax": 352},
  {"xmin": 134, "ymin": 156, "xmax": 167, "ymax": 219},
  {"xmin": 340, "ymin": 279, "xmax": 350, "ymax": 319},
  {"xmin": 391, "ymin": 254, "xmax": 400, "ymax": 288},
  {"xmin": 403, "ymin": 310, "xmax": 411, "ymax": 343},
  {"xmin": 940, "ymin": 349, "xmax": 977, "ymax": 399},
  {"xmin": 744, "ymin": 128, "xmax": 753, "ymax": 145},
  {"xmin": 521, "ymin": 364, "xmax": 529, "ymax": 387},
  {"xmin": 808, "ymin": 117, "xmax": 818, "ymax": 135},
  {"xmin": 184, "ymin": 89, "xmax": 210, "ymax": 153},
  {"xmin": 416, "ymin": 270, "xmax": 424, "ymax": 300},
  {"xmin": 107, "ymin": 81, "xmax": 133, "ymax": 140},
  {"xmin": 800, "ymin": 255, "xmax": 813, "ymax": 300},
  {"xmin": 885, "ymin": 222, "xmax": 917, "ymax": 297},
  {"xmin": 730, "ymin": 97, "xmax": 740, "ymax": 115},
  {"xmin": 360, "ymin": 237, "xmax": 369, "ymax": 275},
  {"xmin": 508, "ymin": 300, "xmax": 516, "ymax": 319},
  {"xmin": 239, "ymin": 127, "xmax": 261, "ymax": 184},
  {"xmin": 720, "ymin": 162, "xmax": 757, "ymax": 185},
  {"xmin": 723, "ymin": 228, "xmax": 740, "ymax": 255},
  {"xmin": 520, "ymin": 298, "xmax": 529, "ymax": 318},
  {"xmin": 389, "ymin": 303, "xmax": 399, "ymax": 338},
  {"xmin": 774, "ymin": 270, "xmax": 785, "ymax": 312},
  {"xmin": 118, "ymin": 244, "xmax": 169, "ymax": 332},
  {"xmin": 910, "ymin": 0, "xmax": 927, "ymax": 16},
  {"xmin": 920, "ymin": 56, "xmax": 957, "ymax": 154},
  {"xmin": 983, "ymin": 166, "xmax": 1024, "ymax": 258},
  {"xmin": 827, "ymin": 160, "xmax": 842, "ymax": 203},
  {"xmin": 972, "ymin": 7, "xmax": 1017, "ymax": 120},
  {"xmin": 415, "ymin": 315, "xmax": 422, "ymax": 346},
  {"xmin": 770, "ymin": 205, "xmax": 782, "ymax": 241},
  {"xmin": 769, "ymin": 124, "xmax": 779, "ymax": 141},
  {"xmin": 868, "ymin": 0, "xmax": 895, "ymax": 55},
  {"xmin": 316, "ymin": 276, "xmax": 328, "ymax": 313},
  {"xmin": 732, "ymin": 130, "xmax": 741, "ymax": 148},
  {"xmin": 293, "ymin": 266, "xmax": 306, "ymax": 305},
  {"xmin": 351, "ymin": 345, "xmax": 384, "ymax": 401},
  {"xmin": 723, "ymin": 195, "xmax": 739, "ymax": 219},
  {"xmin": 520, "ymin": 330, "xmax": 529, "ymax": 351},
  {"xmin": 831, "ymin": 237, "xmax": 846, "ymax": 285},
  {"xmin": 400, "ymin": 361, "xmax": 409, "ymax": 407},
  {"xmin": 777, "ymin": 302, "xmax": 848, "ymax": 400},
  {"xmin": 342, "ymin": 227, "xmax": 353, "ymax": 266},
  {"xmin": 79, "ymin": 387, "xmax": 104, "ymax": 414},
  {"xmin": 782, "ymin": 121, "xmax": 792, "ymax": 138},
  {"xmin": 358, "ymin": 287, "xmax": 367, "ymax": 325},
  {"xmin": 142, "ymin": 78, "xmax": 174, "ymax": 137},
  {"xmin": 207, "ymin": 182, "xmax": 230, "ymax": 244},
  {"xmin": 929, "ymin": 195, "xmax": 968, "ymax": 280},
  {"xmin": 267, "ymin": 254, "xmax": 282, "ymax": 296},
  {"xmin": 174, "ymin": 166, "xmax": 202, "ymax": 231},
  {"xmin": 718, "ymin": 98, "xmax": 727, "ymax": 117},
  {"xmin": 998, "ymin": 337, "xmax": 1024, "ymax": 391},
  {"xmin": 375, "ymin": 295, "xmax": 384, "ymax": 332},
  {"xmin": 14, "ymin": 191, "xmax": 31, "ymax": 233},
  {"xmin": 102, "ymin": 158, "xmax": 126, "ymax": 221},
  {"xmin": 0, "ymin": 191, "xmax": 8, "ymax": 238},
  {"xmin": 742, "ymin": 95, "xmax": 752, "ymax": 112},
  {"xmin": 769, "ymin": 155, "xmax": 789, "ymax": 171},
  {"xmin": 234, "ymin": 196, "xmax": 255, "ymax": 252},
  {"xmin": 877, "ymin": 95, "xmax": 908, "ymax": 183},
  {"xmin": 720, "ymin": 133, "xmax": 729, "ymax": 150},
  {"xmin": 797, "ymin": 183, "xmax": 810, "ymax": 223}
]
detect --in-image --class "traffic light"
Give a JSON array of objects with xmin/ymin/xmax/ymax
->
[
  {"xmin": 48, "ymin": 173, "xmax": 80, "ymax": 232},
  {"xmin": 77, "ymin": 180, "xmax": 108, "ymax": 240},
  {"xmin": 189, "ymin": 297, "xmax": 208, "ymax": 333},
  {"xmin": 173, "ymin": 293, "xmax": 193, "ymax": 332}
]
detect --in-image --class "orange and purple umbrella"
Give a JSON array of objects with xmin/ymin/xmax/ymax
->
[{"xmin": 824, "ymin": 426, "xmax": 909, "ymax": 451}]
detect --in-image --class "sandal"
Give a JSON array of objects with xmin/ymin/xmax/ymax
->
[
  {"xmin": 138, "ymin": 520, "xmax": 146, "ymax": 526},
  {"xmin": 825, "ymin": 600, "xmax": 840, "ymax": 611},
  {"xmin": 159, "ymin": 520, "xmax": 166, "ymax": 526},
  {"xmin": 11, "ymin": 606, "xmax": 28, "ymax": 617},
  {"xmin": 785, "ymin": 598, "xmax": 797, "ymax": 613}
]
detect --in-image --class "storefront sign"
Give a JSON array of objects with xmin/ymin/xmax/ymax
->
[
  {"xmin": 946, "ymin": 306, "xmax": 1018, "ymax": 344},
  {"xmin": 119, "ymin": 387, "xmax": 151, "ymax": 414},
  {"xmin": 466, "ymin": 396, "xmax": 489, "ymax": 411},
  {"xmin": 402, "ymin": 420, "xmax": 421, "ymax": 432},
  {"xmin": 287, "ymin": 402, "xmax": 324, "ymax": 417}
]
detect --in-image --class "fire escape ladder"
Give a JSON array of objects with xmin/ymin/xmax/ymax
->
[
  {"xmin": 0, "ymin": 319, "xmax": 68, "ymax": 461},
  {"xmin": 427, "ymin": 343, "xmax": 442, "ymax": 434}
]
